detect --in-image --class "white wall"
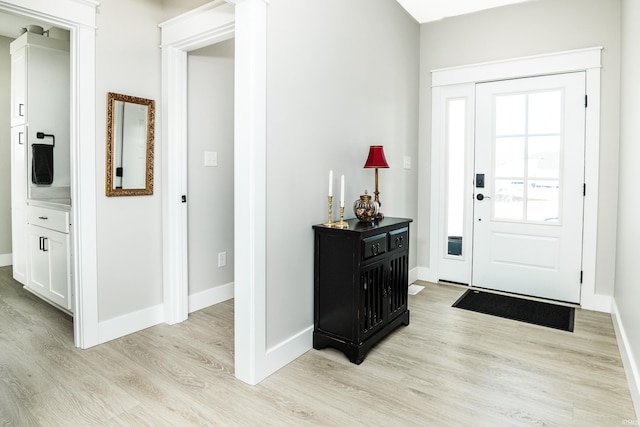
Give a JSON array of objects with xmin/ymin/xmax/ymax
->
[
  {"xmin": 0, "ymin": 36, "xmax": 11, "ymax": 263},
  {"xmin": 94, "ymin": 0, "xmax": 207, "ymax": 321},
  {"xmin": 417, "ymin": 0, "xmax": 621, "ymax": 297},
  {"xmin": 187, "ymin": 39, "xmax": 235, "ymax": 297},
  {"xmin": 265, "ymin": 0, "xmax": 420, "ymax": 347},
  {"xmin": 615, "ymin": 0, "xmax": 640, "ymax": 415}
]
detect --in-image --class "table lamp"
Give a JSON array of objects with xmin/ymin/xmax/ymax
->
[{"xmin": 363, "ymin": 145, "xmax": 389, "ymax": 220}]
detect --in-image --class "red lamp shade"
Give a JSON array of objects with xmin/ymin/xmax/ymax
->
[{"xmin": 363, "ymin": 145, "xmax": 389, "ymax": 169}]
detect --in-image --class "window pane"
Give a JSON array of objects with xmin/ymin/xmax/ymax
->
[
  {"xmin": 528, "ymin": 91, "xmax": 562, "ymax": 134},
  {"xmin": 528, "ymin": 136, "xmax": 560, "ymax": 179},
  {"xmin": 494, "ymin": 179, "xmax": 523, "ymax": 220},
  {"xmin": 495, "ymin": 137, "xmax": 525, "ymax": 178},
  {"xmin": 527, "ymin": 180, "xmax": 559, "ymax": 222},
  {"xmin": 446, "ymin": 99, "xmax": 465, "ymax": 256},
  {"xmin": 495, "ymin": 94, "xmax": 526, "ymax": 136}
]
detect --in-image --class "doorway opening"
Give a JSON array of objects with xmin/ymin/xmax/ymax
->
[
  {"xmin": 186, "ymin": 39, "xmax": 235, "ymax": 312},
  {"xmin": 0, "ymin": 1, "xmax": 99, "ymax": 348}
]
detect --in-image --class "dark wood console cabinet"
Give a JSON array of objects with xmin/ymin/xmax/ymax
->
[{"xmin": 312, "ymin": 217, "xmax": 412, "ymax": 364}]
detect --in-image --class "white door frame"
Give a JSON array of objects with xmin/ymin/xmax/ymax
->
[
  {"xmin": 0, "ymin": 0, "xmax": 99, "ymax": 348},
  {"xmin": 429, "ymin": 47, "xmax": 609, "ymax": 312},
  {"xmin": 159, "ymin": 0, "xmax": 268, "ymax": 385}
]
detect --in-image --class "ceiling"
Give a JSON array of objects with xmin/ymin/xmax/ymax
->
[
  {"xmin": 0, "ymin": 1, "xmax": 536, "ymax": 39},
  {"xmin": 395, "ymin": 0, "xmax": 536, "ymax": 23}
]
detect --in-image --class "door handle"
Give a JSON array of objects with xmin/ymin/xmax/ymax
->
[{"xmin": 476, "ymin": 193, "xmax": 491, "ymax": 201}]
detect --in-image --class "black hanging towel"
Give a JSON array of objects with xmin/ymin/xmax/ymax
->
[{"xmin": 32, "ymin": 144, "xmax": 54, "ymax": 185}]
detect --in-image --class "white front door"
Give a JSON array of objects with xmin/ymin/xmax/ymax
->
[{"xmin": 472, "ymin": 73, "xmax": 586, "ymax": 303}]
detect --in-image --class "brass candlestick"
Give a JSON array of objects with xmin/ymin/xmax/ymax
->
[
  {"xmin": 323, "ymin": 196, "xmax": 334, "ymax": 227},
  {"xmin": 333, "ymin": 206, "xmax": 348, "ymax": 229}
]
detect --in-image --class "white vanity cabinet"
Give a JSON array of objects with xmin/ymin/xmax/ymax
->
[
  {"xmin": 26, "ymin": 205, "xmax": 73, "ymax": 313},
  {"xmin": 10, "ymin": 31, "xmax": 70, "ymax": 291}
]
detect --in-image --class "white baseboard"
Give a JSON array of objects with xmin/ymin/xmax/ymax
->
[
  {"xmin": 409, "ymin": 267, "xmax": 419, "ymax": 285},
  {"xmin": 581, "ymin": 294, "xmax": 612, "ymax": 313},
  {"xmin": 97, "ymin": 282, "xmax": 234, "ymax": 345},
  {"xmin": 611, "ymin": 300, "xmax": 640, "ymax": 419},
  {"xmin": 98, "ymin": 303, "xmax": 164, "ymax": 344},
  {"xmin": 261, "ymin": 325, "xmax": 313, "ymax": 383},
  {"xmin": 415, "ymin": 266, "xmax": 437, "ymax": 283},
  {"xmin": 189, "ymin": 282, "xmax": 234, "ymax": 313},
  {"xmin": 254, "ymin": 268, "xmax": 423, "ymax": 384},
  {"xmin": 0, "ymin": 253, "xmax": 12, "ymax": 267}
]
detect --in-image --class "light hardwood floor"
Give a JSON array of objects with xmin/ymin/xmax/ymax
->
[{"xmin": 0, "ymin": 265, "xmax": 636, "ymax": 426}]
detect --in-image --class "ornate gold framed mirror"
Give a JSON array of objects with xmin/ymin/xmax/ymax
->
[{"xmin": 105, "ymin": 92, "xmax": 155, "ymax": 196}]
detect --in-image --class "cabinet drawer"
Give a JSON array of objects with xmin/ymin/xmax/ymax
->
[
  {"xmin": 27, "ymin": 206, "xmax": 69, "ymax": 233},
  {"xmin": 362, "ymin": 233, "xmax": 387, "ymax": 260},
  {"xmin": 389, "ymin": 228, "xmax": 408, "ymax": 251}
]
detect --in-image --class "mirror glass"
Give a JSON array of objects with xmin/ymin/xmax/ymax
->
[{"xmin": 106, "ymin": 92, "xmax": 155, "ymax": 196}]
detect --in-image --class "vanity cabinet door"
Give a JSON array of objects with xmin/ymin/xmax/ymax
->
[
  {"xmin": 10, "ymin": 46, "xmax": 26, "ymax": 126},
  {"xmin": 27, "ymin": 225, "xmax": 72, "ymax": 311},
  {"xmin": 27, "ymin": 226, "xmax": 49, "ymax": 295}
]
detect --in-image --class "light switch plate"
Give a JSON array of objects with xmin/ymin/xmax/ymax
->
[
  {"xmin": 403, "ymin": 156, "xmax": 411, "ymax": 169},
  {"xmin": 204, "ymin": 151, "xmax": 218, "ymax": 167}
]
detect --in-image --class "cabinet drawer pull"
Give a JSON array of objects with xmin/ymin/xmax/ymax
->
[
  {"xmin": 395, "ymin": 235, "xmax": 404, "ymax": 248},
  {"xmin": 371, "ymin": 242, "xmax": 380, "ymax": 256},
  {"xmin": 19, "ymin": 103, "xmax": 24, "ymax": 117},
  {"xmin": 38, "ymin": 216, "xmax": 48, "ymax": 220},
  {"xmin": 39, "ymin": 236, "xmax": 49, "ymax": 252},
  {"xmin": 18, "ymin": 131, "xmax": 24, "ymax": 145}
]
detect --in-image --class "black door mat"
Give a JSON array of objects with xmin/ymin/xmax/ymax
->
[{"xmin": 452, "ymin": 289, "xmax": 575, "ymax": 332}]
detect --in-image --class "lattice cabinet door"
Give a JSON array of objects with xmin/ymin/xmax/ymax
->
[
  {"xmin": 388, "ymin": 250, "xmax": 409, "ymax": 322},
  {"xmin": 358, "ymin": 259, "xmax": 387, "ymax": 343}
]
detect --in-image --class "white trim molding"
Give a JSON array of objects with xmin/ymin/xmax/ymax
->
[
  {"xmin": 426, "ymin": 47, "xmax": 606, "ymax": 311},
  {"xmin": 431, "ymin": 47, "xmax": 603, "ymax": 86},
  {"xmin": 0, "ymin": 0, "xmax": 99, "ymax": 26},
  {"xmin": 612, "ymin": 301, "xmax": 640, "ymax": 418},
  {"xmin": 0, "ymin": 0, "xmax": 99, "ymax": 349},
  {"xmin": 160, "ymin": 0, "xmax": 272, "ymax": 386},
  {"xmin": 98, "ymin": 304, "xmax": 165, "ymax": 344},
  {"xmin": 188, "ymin": 282, "xmax": 234, "ymax": 313},
  {"xmin": 159, "ymin": 1, "xmax": 235, "ymax": 326}
]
